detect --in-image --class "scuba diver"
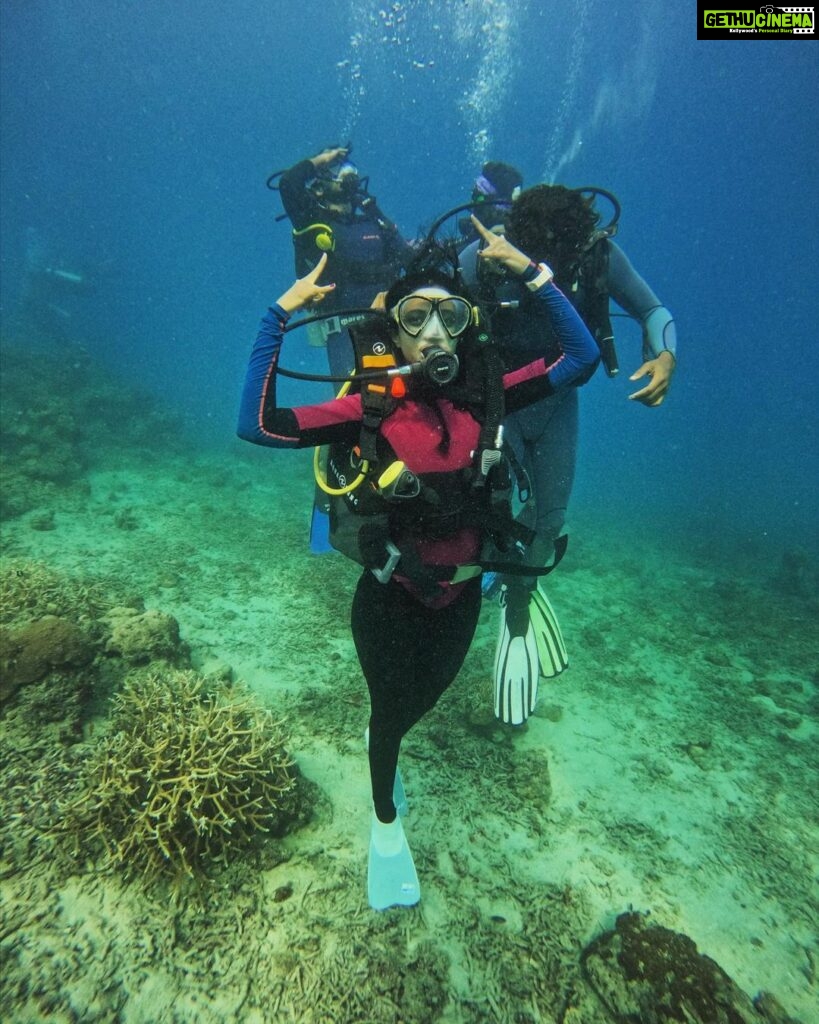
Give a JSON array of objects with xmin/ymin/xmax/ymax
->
[
  {"xmin": 271, "ymin": 145, "xmax": 414, "ymax": 378},
  {"xmin": 272, "ymin": 146, "xmax": 415, "ymax": 554},
  {"xmin": 236, "ymin": 217, "xmax": 599, "ymax": 911},
  {"xmin": 457, "ymin": 161, "xmax": 524, "ymax": 243},
  {"xmin": 458, "ymin": 184, "xmax": 677, "ymax": 727}
]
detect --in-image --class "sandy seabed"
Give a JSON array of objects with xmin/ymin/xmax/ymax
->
[{"xmin": 1, "ymin": 443, "xmax": 816, "ymax": 1023}]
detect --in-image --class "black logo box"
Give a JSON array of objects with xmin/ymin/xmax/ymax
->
[{"xmin": 696, "ymin": 3, "xmax": 816, "ymax": 39}]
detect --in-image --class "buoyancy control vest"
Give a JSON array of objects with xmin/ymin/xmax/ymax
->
[
  {"xmin": 572, "ymin": 237, "xmax": 618, "ymax": 378},
  {"xmin": 471, "ymin": 186, "xmax": 622, "ymax": 378},
  {"xmin": 293, "ymin": 214, "xmax": 404, "ymax": 298},
  {"xmin": 314, "ymin": 320, "xmax": 556, "ymax": 591},
  {"xmin": 475, "ymin": 238, "xmax": 618, "ymax": 379}
]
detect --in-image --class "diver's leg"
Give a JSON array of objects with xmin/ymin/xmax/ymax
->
[
  {"xmin": 351, "ymin": 573, "xmax": 414, "ymax": 822},
  {"xmin": 352, "ymin": 575, "xmax": 480, "ymax": 821},
  {"xmin": 525, "ymin": 388, "xmax": 578, "ymax": 569},
  {"xmin": 352, "ymin": 573, "xmax": 433, "ymax": 910},
  {"xmin": 398, "ymin": 579, "xmax": 481, "ymax": 733}
]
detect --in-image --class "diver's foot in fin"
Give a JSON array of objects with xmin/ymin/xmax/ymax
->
[
  {"xmin": 530, "ymin": 586, "xmax": 569, "ymax": 678},
  {"xmin": 494, "ymin": 584, "xmax": 540, "ymax": 725},
  {"xmin": 364, "ymin": 728, "xmax": 408, "ymax": 816},
  {"xmin": 392, "ymin": 768, "xmax": 409, "ymax": 818},
  {"xmin": 367, "ymin": 813, "xmax": 420, "ymax": 910}
]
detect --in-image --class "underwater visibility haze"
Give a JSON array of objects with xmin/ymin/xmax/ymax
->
[{"xmin": 0, "ymin": 2, "xmax": 817, "ymax": 1022}]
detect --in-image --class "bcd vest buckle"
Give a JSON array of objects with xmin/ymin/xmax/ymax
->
[{"xmin": 371, "ymin": 540, "xmax": 401, "ymax": 584}]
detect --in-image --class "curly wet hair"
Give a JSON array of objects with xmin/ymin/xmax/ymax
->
[
  {"xmin": 506, "ymin": 185, "xmax": 600, "ymax": 285},
  {"xmin": 384, "ymin": 241, "xmax": 477, "ymax": 312}
]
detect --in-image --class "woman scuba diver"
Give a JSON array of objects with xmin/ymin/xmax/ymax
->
[{"xmin": 236, "ymin": 216, "xmax": 599, "ymax": 910}]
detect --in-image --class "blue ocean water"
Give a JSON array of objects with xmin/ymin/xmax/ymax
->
[
  {"xmin": 1, "ymin": 0, "xmax": 816, "ymax": 559},
  {"xmin": 2, "ymin": 7, "xmax": 818, "ymax": 1018}
]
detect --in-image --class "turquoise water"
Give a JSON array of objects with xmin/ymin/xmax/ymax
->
[
  {"xmin": 1, "ymin": 2, "xmax": 817, "ymax": 1021},
  {"xmin": 1, "ymin": 1, "xmax": 816, "ymax": 551}
]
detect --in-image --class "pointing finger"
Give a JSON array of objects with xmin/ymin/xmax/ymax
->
[
  {"xmin": 308, "ymin": 253, "xmax": 329, "ymax": 280},
  {"xmin": 470, "ymin": 214, "xmax": 491, "ymax": 239}
]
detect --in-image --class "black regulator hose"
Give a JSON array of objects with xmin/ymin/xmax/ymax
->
[{"xmin": 275, "ymin": 347, "xmax": 459, "ymax": 387}]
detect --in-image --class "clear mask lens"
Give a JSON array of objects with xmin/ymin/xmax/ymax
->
[{"xmin": 396, "ymin": 296, "xmax": 472, "ymax": 339}]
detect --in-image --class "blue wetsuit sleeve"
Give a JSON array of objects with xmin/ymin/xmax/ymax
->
[
  {"xmin": 537, "ymin": 282, "xmax": 600, "ymax": 388},
  {"xmin": 236, "ymin": 305, "xmax": 301, "ymax": 447},
  {"xmin": 607, "ymin": 241, "xmax": 677, "ymax": 360},
  {"xmin": 503, "ymin": 281, "xmax": 600, "ymax": 410},
  {"xmin": 236, "ymin": 306, "xmax": 363, "ymax": 449}
]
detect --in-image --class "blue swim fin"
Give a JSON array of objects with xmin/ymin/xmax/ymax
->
[
  {"xmin": 309, "ymin": 501, "xmax": 333, "ymax": 554},
  {"xmin": 392, "ymin": 765, "xmax": 409, "ymax": 818},
  {"xmin": 367, "ymin": 814, "xmax": 420, "ymax": 911}
]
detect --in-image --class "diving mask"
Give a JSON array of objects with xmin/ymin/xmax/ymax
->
[
  {"xmin": 472, "ymin": 174, "xmax": 520, "ymax": 210},
  {"xmin": 394, "ymin": 295, "xmax": 473, "ymax": 340},
  {"xmin": 325, "ymin": 160, "xmax": 360, "ymax": 198}
]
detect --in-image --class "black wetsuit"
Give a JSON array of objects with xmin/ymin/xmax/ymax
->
[{"xmin": 237, "ymin": 279, "xmax": 598, "ymax": 822}]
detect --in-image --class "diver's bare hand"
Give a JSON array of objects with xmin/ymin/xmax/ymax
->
[
  {"xmin": 276, "ymin": 254, "xmax": 336, "ymax": 314},
  {"xmin": 628, "ymin": 351, "xmax": 675, "ymax": 406},
  {"xmin": 311, "ymin": 147, "xmax": 348, "ymax": 168},
  {"xmin": 471, "ymin": 215, "xmax": 534, "ymax": 275}
]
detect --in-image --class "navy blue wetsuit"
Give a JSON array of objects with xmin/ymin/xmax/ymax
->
[
  {"xmin": 461, "ymin": 239, "xmax": 677, "ymax": 571},
  {"xmin": 279, "ymin": 160, "xmax": 413, "ymax": 378},
  {"xmin": 237, "ymin": 277, "xmax": 598, "ymax": 822}
]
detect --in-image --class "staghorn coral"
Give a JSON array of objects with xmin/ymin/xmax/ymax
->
[
  {"xmin": 0, "ymin": 558, "xmax": 111, "ymax": 626},
  {"xmin": 63, "ymin": 669, "xmax": 305, "ymax": 877}
]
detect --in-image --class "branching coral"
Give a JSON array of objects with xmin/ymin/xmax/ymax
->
[
  {"xmin": 63, "ymin": 669, "xmax": 303, "ymax": 877},
  {"xmin": 0, "ymin": 559, "xmax": 109, "ymax": 626}
]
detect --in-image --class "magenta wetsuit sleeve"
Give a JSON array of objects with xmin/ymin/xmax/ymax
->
[
  {"xmin": 236, "ymin": 304, "xmax": 361, "ymax": 449},
  {"xmin": 503, "ymin": 280, "xmax": 600, "ymax": 412}
]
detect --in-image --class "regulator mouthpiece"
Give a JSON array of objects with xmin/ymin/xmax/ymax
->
[
  {"xmin": 419, "ymin": 346, "xmax": 459, "ymax": 386},
  {"xmin": 388, "ymin": 346, "xmax": 460, "ymax": 386}
]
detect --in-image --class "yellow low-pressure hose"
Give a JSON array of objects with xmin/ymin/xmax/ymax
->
[
  {"xmin": 313, "ymin": 446, "xmax": 368, "ymax": 496},
  {"xmin": 313, "ymin": 376, "xmax": 368, "ymax": 495}
]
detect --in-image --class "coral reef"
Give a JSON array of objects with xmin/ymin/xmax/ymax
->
[
  {"xmin": 62, "ymin": 669, "xmax": 307, "ymax": 877},
  {"xmin": 0, "ymin": 560, "xmax": 111, "ymax": 760},
  {"xmin": 580, "ymin": 911, "xmax": 803, "ymax": 1023},
  {"xmin": 0, "ymin": 615, "xmax": 94, "ymax": 702},
  {"xmin": 0, "ymin": 558, "xmax": 110, "ymax": 626},
  {"xmin": 0, "ymin": 344, "xmax": 94, "ymax": 520},
  {"xmin": 103, "ymin": 606, "xmax": 187, "ymax": 664},
  {"xmin": 0, "ymin": 559, "xmax": 189, "ymax": 751}
]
